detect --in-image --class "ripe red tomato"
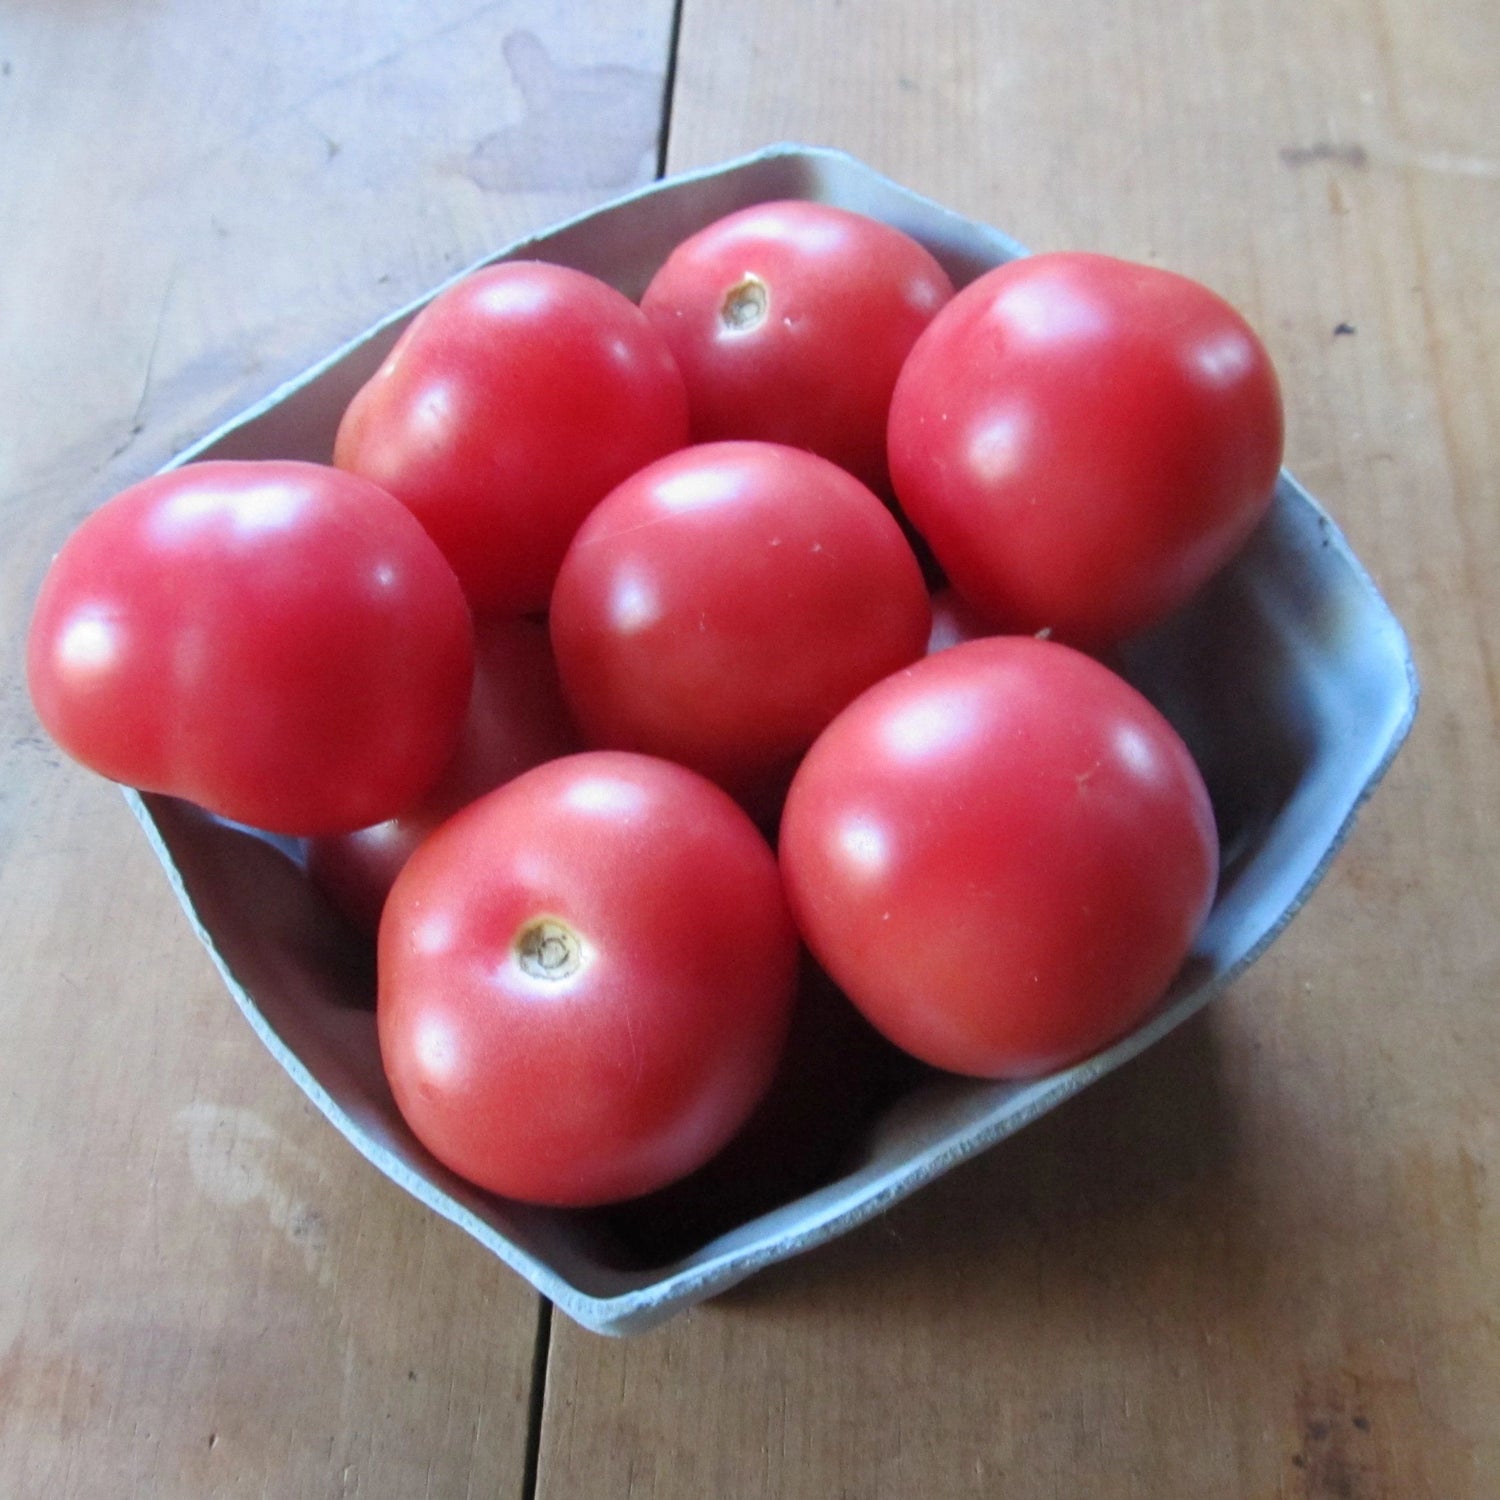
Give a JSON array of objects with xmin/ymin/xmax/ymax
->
[
  {"xmin": 888, "ymin": 252, "xmax": 1283, "ymax": 647},
  {"xmin": 778, "ymin": 637, "xmax": 1219, "ymax": 1079},
  {"xmin": 27, "ymin": 460, "xmax": 473, "ymax": 835},
  {"xmin": 549, "ymin": 441, "xmax": 931, "ymax": 806},
  {"xmin": 641, "ymin": 200, "xmax": 954, "ymax": 495},
  {"xmin": 378, "ymin": 751, "xmax": 800, "ymax": 1207},
  {"xmin": 334, "ymin": 261, "xmax": 690, "ymax": 615},
  {"xmin": 307, "ymin": 616, "xmax": 581, "ymax": 933}
]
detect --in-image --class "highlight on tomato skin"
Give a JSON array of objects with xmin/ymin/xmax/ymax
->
[
  {"xmin": 25, "ymin": 459, "xmax": 475, "ymax": 837},
  {"xmin": 334, "ymin": 260, "xmax": 691, "ymax": 616},
  {"xmin": 778, "ymin": 636, "xmax": 1221, "ymax": 1081},
  {"xmin": 307, "ymin": 615, "xmax": 583, "ymax": 935},
  {"xmin": 377, "ymin": 750, "xmax": 802, "ymax": 1209},
  {"xmin": 888, "ymin": 251, "xmax": 1284, "ymax": 649}
]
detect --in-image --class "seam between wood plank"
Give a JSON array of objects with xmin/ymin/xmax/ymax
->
[
  {"xmin": 656, "ymin": 0, "xmax": 688, "ymax": 179},
  {"xmin": 520, "ymin": 1298, "xmax": 554, "ymax": 1500}
]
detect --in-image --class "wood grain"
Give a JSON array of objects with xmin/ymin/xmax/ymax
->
[
  {"xmin": 535, "ymin": 0, "xmax": 1500, "ymax": 1495},
  {"xmin": 0, "ymin": 2, "xmax": 677, "ymax": 1494}
]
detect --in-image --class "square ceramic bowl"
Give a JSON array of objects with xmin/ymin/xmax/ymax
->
[{"xmin": 127, "ymin": 144, "xmax": 1418, "ymax": 1335}]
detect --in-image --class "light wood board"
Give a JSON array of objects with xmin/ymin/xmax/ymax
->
[
  {"xmin": 0, "ymin": 3, "xmax": 676, "ymax": 1494},
  {"xmin": 535, "ymin": 0, "xmax": 1500, "ymax": 1495}
]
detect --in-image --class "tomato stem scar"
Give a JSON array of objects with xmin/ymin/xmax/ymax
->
[
  {"xmin": 515, "ymin": 918, "xmax": 583, "ymax": 980},
  {"xmin": 720, "ymin": 275, "xmax": 769, "ymax": 331}
]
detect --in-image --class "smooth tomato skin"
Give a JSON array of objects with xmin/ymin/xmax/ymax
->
[
  {"xmin": 378, "ymin": 751, "xmax": 800, "ymax": 1207},
  {"xmin": 550, "ymin": 441, "xmax": 931, "ymax": 804},
  {"xmin": 888, "ymin": 252, "xmax": 1284, "ymax": 647},
  {"xmin": 778, "ymin": 638, "xmax": 1219, "ymax": 1079},
  {"xmin": 335, "ymin": 261, "xmax": 691, "ymax": 614},
  {"xmin": 641, "ymin": 201, "xmax": 954, "ymax": 495},
  {"xmin": 26, "ymin": 460, "xmax": 473, "ymax": 836},
  {"xmin": 307, "ymin": 616, "xmax": 581, "ymax": 934}
]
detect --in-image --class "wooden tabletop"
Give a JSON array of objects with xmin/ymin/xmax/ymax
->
[{"xmin": 3, "ymin": 2, "xmax": 1496, "ymax": 1494}]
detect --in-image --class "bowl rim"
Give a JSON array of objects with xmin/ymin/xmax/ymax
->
[{"xmin": 127, "ymin": 142, "xmax": 1421, "ymax": 1336}]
